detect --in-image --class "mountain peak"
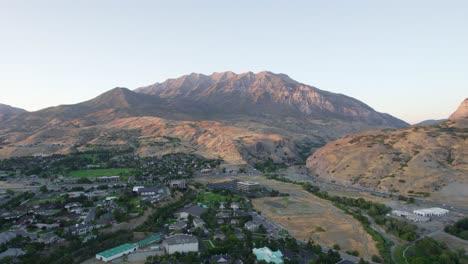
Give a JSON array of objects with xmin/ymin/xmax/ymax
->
[
  {"xmin": 134, "ymin": 71, "xmax": 407, "ymax": 127},
  {"xmin": 449, "ymin": 98, "xmax": 468, "ymax": 120}
]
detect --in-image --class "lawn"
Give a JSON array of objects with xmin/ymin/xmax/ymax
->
[
  {"xmin": 195, "ymin": 191, "xmax": 244, "ymax": 206},
  {"xmin": 66, "ymin": 168, "xmax": 130, "ymax": 178},
  {"xmin": 196, "ymin": 191, "xmax": 228, "ymax": 205},
  {"xmin": 203, "ymin": 240, "xmax": 216, "ymax": 249}
]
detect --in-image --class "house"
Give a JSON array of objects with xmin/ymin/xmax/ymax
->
[
  {"xmin": 201, "ymin": 168, "xmax": 212, "ymax": 174},
  {"xmin": 161, "ymin": 234, "xmax": 199, "ymax": 254},
  {"xmin": 175, "ymin": 205, "xmax": 207, "ymax": 220},
  {"xmin": 193, "ymin": 218, "xmax": 206, "ymax": 228},
  {"xmin": 213, "ymin": 230, "xmax": 226, "ymax": 241},
  {"xmin": 35, "ymin": 223, "xmax": 60, "ymax": 230},
  {"xmin": 230, "ymin": 219, "xmax": 239, "ymax": 225},
  {"xmin": 252, "ymin": 247, "xmax": 283, "ymax": 264},
  {"xmin": 169, "ymin": 180, "xmax": 186, "ymax": 189},
  {"xmin": 96, "ymin": 243, "xmax": 138, "ymax": 262},
  {"xmin": 210, "ymin": 255, "xmax": 233, "ymax": 263},
  {"xmin": 230, "ymin": 202, "xmax": 241, "ymax": 210},
  {"xmin": 216, "ymin": 211, "xmax": 230, "ymax": 219},
  {"xmin": 38, "ymin": 233, "xmax": 62, "ymax": 244},
  {"xmin": 233, "ymin": 228, "xmax": 244, "ymax": 240},
  {"xmin": 66, "ymin": 223, "xmax": 96, "ymax": 236},
  {"xmin": 244, "ymin": 221, "xmax": 259, "ymax": 231},
  {"xmin": 64, "ymin": 202, "xmax": 82, "ymax": 211},
  {"xmin": 137, "ymin": 187, "xmax": 158, "ymax": 196},
  {"xmin": 169, "ymin": 221, "xmax": 187, "ymax": 231},
  {"xmin": 0, "ymin": 232, "xmax": 16, "ymax": 245},
  {"xmin": 0, "ymin": 248, "xmax": 25, "ymax": 260}
]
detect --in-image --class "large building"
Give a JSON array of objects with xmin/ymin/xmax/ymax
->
[
  {"xmin": 161, "ymin": 234, "xmax": 199, "ymax": 255},
  {"xmin": 95, "ymin": 233, "xmax": 161, "ymax": 262},
  {"xmin": 391, "ymin": 210, "xmax": 430, "ymax": 222},
  {"xmin": 252, "ymin": 247, "xmax": 283, "ymax": 264},
  {"xmin": 175, "ymin": 205, "xmax": 207, "ymax": 220},
  {"xmin": 96, "ymin": 243, "xmax": 138, "ymax": 262},
  {"xmin": 413, "ymin": 207, "xmax": 449, "ymax": 217},
  {"xmin": 236, "ymin": 181, "xmax": 260, "ymax": 192}
]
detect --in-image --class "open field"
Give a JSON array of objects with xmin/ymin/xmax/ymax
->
[
  {"xmin": 430, "ymin": 231, "xmax": 468, "ymax": 252},
  {"xmin": 66, "ymin": 168, "xmax": 130, "ymax": 178},
  {"xmin": 241, "ymin": 175, "xmax": 379, "ymax": 260}
]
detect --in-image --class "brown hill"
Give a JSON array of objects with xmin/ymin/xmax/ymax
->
[
  {"xmin": 307, "ymin": 99, "xmax": 468, "ymax": 206},
  {"xmin": 0, "ymin": 103, "xmax": 27, "ymax": 120},
  {"xmin": 449, "ymin": 98, "xmax": 468, "ymax": 121},
  {"xmin": 0, "ymin": 71, "xmax": 407, "ymax": 164}
]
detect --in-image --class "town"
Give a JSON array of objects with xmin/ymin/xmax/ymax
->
[{"xmin": 0, "ymin": 151, "xmax": 466, "ymax": 264}]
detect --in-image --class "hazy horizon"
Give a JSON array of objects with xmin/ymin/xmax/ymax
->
[{"xmin": 1, "ymin": 0, "xmax": 467, "ymax": 124}]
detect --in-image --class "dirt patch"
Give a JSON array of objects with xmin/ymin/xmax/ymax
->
[{"xmin": 243, "ymin": 175, "xmax": 379, "ymax": 260}]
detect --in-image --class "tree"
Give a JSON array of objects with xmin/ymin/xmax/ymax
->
[{"xmin": 40, "ymin": 185, "xmax": 48, "ymax": 193}]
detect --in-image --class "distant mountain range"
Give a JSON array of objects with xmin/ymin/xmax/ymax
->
[
  {"xmin": 0, "ymin": 71, "xmax": 407, "ymax": 164},
  {"xmin": 307, "ymin": 98, "xmax": 468, "ymax": 207},
  {"xmin": 414, "ymin": 119, "xmax": 448, "ymax": 126}
]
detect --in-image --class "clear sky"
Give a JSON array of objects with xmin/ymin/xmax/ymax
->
[{"xmin": 1, "ymin": 0, "xmax": 467, "ymax": 124}]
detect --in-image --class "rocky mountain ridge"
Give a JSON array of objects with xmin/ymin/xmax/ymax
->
[{"xmin": 0, "ymin": 71, "xmax": 407, "ymax": 164}]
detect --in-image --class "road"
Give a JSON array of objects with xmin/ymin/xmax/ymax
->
[{"xmin": 309, "ymin": 175, "xmax": 468, "ymax": 214}]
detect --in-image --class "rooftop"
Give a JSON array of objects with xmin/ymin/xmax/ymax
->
[
  {"xmin": 136, "ymin": 233, "xmax": 161, "ymax": 247},
  {"xmin": 96, "ymin": 243, "xmax": 137, "ymax": 258},
  {"xmin": 253, "ymin": 247, "xmax": 283, "ymax": 264},
  {"xmin": 413, "ymin": 207, "xmax": 449, "ymax": 214},
  {"xmin": 163, "ymin": 234, "xmax": 198, "ymax": 246},
  {"xmin": 176, "ymin": 205, "xmax": 207, "ymax": 218}
]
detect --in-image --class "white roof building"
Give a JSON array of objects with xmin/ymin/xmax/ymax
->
[
  {"xmin": 162, "ymin": 234, "xmax": 198, "ymax": 255},
  {"xmin": 413, "ymin": 207, "xmax": 449, "ymax": 216}
]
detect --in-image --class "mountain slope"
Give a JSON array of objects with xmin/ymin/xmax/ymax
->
[
  {"xmin": 0, "ymin": 103, "xmax": 27, "ymax": 120},
  {"xmin": 0, "ymin": 71, "xmax": 407, "ymax": 165},
  {"xmin": 449, "ymin": 98, "xmax": 468, "ymax": 121},
  {"xmin": 306, "ymin": 98, "xmax": 468, "ymax": 207}
]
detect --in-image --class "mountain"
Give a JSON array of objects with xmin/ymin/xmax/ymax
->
[
  {"xmin": 0, "ymin": 71, "xmax": 407, "ymax": 164},
  {"xmin": 0, "ymin": 103, "xmax": 27, "ymax": 120},
  {"xmin": 414, "ymin": 119, "xmax": 448, "ymax": 126},
  {"xmin": 136, "ymin": 71, "xmax": 407, "ymax": 127},
  {"xmin": 449, "ymin": 98, "xmax": 468, "ymax": 120},
  {"xmin": 306, "ymin": 98, "xmax": 468, "ymax": 207}
]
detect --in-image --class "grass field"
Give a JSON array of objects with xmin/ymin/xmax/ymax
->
[
  {"xmin": 66, "ymin": 168, "xmax": 130, "ymax": 178},
  {"xmin": 195, "ymin": 191, "xmax": 243, "ymax": 206},
  {"xmin": 203, "ymin": 240, "xmax": 215, "ymax": 249}
]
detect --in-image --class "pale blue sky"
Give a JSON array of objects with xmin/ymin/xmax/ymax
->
[{"xmin": 1, "ymin": 0, "xmax": 467, "ymax": 123}]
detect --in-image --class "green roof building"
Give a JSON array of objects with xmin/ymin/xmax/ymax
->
[
  {"xmin": 136, "ymin": 233, "xmax": 162, "ymax": 247},
  {"xmin": 252, "ymin": 247, "xmax": 284, "ymax": 264},
  {"xmin": 96, "ymin": 243, "xmax": 138, "ymax": 262}
]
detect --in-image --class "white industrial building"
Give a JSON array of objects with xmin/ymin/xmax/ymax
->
[
  {"xmin": 391, "ymin": 210, "xmax": 430, "ymax": 222},
  {"xmin": 413, "ymin": 207, "xmax": 449, "ymax": 217},
  {"xmin": 161, "ymin": 234, "xmax": 198, "ymax": 254}
]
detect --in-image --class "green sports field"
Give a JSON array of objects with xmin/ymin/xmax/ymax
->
[{"xmin": 66, "ymin": 168, "xmax": 130, "ymax": 178}]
